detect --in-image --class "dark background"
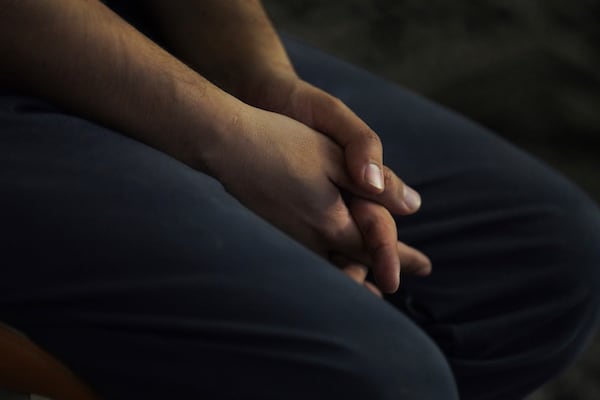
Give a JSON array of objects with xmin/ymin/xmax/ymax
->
[{"xmin": 262, "ymin": 1, "xmax": 600, "ymax": 399}]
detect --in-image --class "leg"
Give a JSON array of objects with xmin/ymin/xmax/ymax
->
[
  {"xmin": 0, "ymin": 93, "xmax": 457, "ymax": 399},
  {"xmin": 284, "ymin": 37, "xmax": 600, "ymax": 399}
]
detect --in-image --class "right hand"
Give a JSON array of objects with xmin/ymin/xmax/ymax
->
[{"xmin": 203, "ymin": 105, "xmax": 431, "ymax": 294}]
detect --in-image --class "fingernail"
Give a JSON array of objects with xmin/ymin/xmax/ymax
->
[
  {"xmin": 365, "ymin": 163, "xmax": 384, "ymax": 191},
  {"xmin": 403, "ymin": 186, "xmax": 422, "ymax": 211}
]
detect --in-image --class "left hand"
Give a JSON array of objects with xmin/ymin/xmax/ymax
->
[
  {"xmin": 234, "ymin": 68, "xmax": 429, "ymax": 294},
  {"xmin": 335, "ymin": 197, "xmax": 432, "ymax": 297},
  {"xmin": 238, "ymin": 68, "xmax": 422, "ymax": 215}
]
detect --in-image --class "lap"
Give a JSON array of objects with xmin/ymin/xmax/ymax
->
[
  {"xmin": 0, "ymin": 94, "xmax": 456, "ymax": 399},
  {"xmin": 0, "ymin": 36, "xmax": 598, "ymax": 399},
  {"xmin": 285, "ymin": 36, "xmax": 600, "ymax": 399}
]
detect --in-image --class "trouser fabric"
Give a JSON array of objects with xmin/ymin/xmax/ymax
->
[{"xmin": 1, "ymin": 38, "xmax": 599, "ymax": 400}]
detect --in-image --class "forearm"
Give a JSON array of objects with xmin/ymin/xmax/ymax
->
[
  {"xmin": 145, "ymin": 0, "xmax": 294, "ymax": 99},
  {"xmin": 0, "ymin": 0, "xmax": 241, "ymax": 171}
]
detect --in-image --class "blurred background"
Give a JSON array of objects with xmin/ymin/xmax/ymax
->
[{"xmin": 262, "ymin": 1, "xmax": 600, "ymax": 399}]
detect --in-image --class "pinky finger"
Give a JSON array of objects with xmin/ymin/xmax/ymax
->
[
  {"xmin": 363, "ymin": 281, "xmax": 383, "ymax": 298},
  {"xmin": 330, "ymin": 253, "xmax": 368, "ymax": 285},
  {"xmin": 397, "ymin": 241, "xmax": 432, "ymax": 276}
]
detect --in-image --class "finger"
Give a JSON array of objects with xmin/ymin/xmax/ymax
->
[
  {"xmin": 363, "ymin": 281, "xmax": 383, "ymax": 298},
  {"xmin": 333, "ymin": 164, "xmax": 422, "ymax": 215},
  {"xmin": 304, "ymin": 88, "xmax": 388, "ymax": 194},
  {"xmin": 330, "ymin": 252, "xmax": 382, "ymax": 298},
  {"xmin": 349, "ymin": 197, "xmax": 401, "ymax": 293},
  {"xmin": 397, "ymin": 241, "xmax": 432, "ymax": 276},
  {"xmin": 331, "ymin": 253, "xmax": 383, "ymax": 298},
  {"xmin": 318, "ymin": 192, "xmax": 393, "ymax": 276},
  {"xmin": 315, "ymin": 192, "xmax": 369, "ymax": 262},
  {"xmin": 342, "ymin": 263, "xmax": 369, "ymax": 284},
  {"xmin": 296, "ymin": 85, "xmax": 422, "ymax": 215},
  {"xmin": 329, "ymin": 253, "xmax": 368, "ymax": 285}
]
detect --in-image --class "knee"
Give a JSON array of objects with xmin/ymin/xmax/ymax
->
[
  {"xmin": 540, "ymin": 182, "xmax": 600, "ymax": 322},
  {"xmin": 505, "ymin": 163, "xmax": 600, "ymax": 324},
  {"xmin": 449, "ymin": 168, "xmax": 600, "ymax": 400},
  {"xmin": 554, "ymin": 188, "xmax": 600, "ymax": 345},
  {"xmin": 497, "ymin": 176, "xmax": 600, "ymax": 397},
  {"xmin": 336, "ymin": 317, "xmax": 459, "ymax": 400}
]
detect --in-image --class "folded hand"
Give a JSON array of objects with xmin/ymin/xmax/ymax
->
[{"xmin": 205, "ymin": 105, "xmax": 430, "ymax": 294}]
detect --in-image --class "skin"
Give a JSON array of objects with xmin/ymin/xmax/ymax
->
[{"xmin": 0, "ymin": 0, "xmax": 431, "ymax": 295}]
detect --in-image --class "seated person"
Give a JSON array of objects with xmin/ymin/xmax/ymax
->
[{"xmin": 1, "ymin": 1, "xmax": 598, "ymax": 399}]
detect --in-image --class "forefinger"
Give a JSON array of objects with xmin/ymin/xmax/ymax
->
[
  {"xmin": 312, "ymin": 96, "xmax": 422, "ymax": 216},
  {"xmin": 333, "ymin": 164, "xmax": 422, "ymax": 216},
  {"xmin": 349, "ymin": 197, "xmax": 401, "ymax": 293},
  {"xmin": 307, "ymin": 88, "xmax": 387, "ymax": 193}
]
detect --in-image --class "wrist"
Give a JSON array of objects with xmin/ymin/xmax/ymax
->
[
  {"xmin": 178, "ymin": 89, "xmax": 251, "ymax": 177},
  {"xmin": 214, "ymin": 58, "xmax": 298, "ymax": 104},
  {"xmin": 140, "ymin": 58, "xmax": 249, "ymax": 176},
  {"xmin": 232, "ymin": 63, "xmax": 300, "ymax": 111}
]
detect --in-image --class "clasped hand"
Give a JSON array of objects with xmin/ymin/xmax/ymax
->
[{"xmin": 206, "ymin": 70, "xmax": 431, "ymax": 296}]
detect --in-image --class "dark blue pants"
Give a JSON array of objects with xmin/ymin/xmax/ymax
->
[{"xmin": 1, "ymin": 38, "xmax": 599, "ymax": 400}]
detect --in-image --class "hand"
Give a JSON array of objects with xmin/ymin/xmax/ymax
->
[
  {"xmin": 239, "ymin": 68, "xmax": 422, "ymax": 213},
  {"xmin": 203, "ymin": 105, "xmax": 430, "ymax": 294},
  {"xmin": 335, "ymin": 198, "xmax": 432, "ymax": 297}
]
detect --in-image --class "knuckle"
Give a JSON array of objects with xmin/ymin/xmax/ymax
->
[
  {"xmin": 368, "ymin": 233, "xmax": 394, "ymax": 256},
  {"xmin": 363, "ymin": 130, "xmax": 382, "ymax": 150},
  {"xmin": 361, "ymin": 220, "xmax": 391, "ymax": 252},
  {"xmin": 382, "ymin": 166, "xmax": 394, "ymax": 184},
  {"xmin": 354, "ymin": 203, "xmax": 397, "ymax": 247},
  {"xmin": 383, "ymin": 166, "xmax": 401, "ymax": 190},
  {"xmin": 368, "ymin": 240, "xmax": 395, "ymax": 256},
  {"xmin": 321, "ymin": 94, "xmax": 344, "ymax": 111},
  {"xmin": 328, "ymin": 95, "xmax": 345, "ymax": 109},
  {"xmin": 319, "ymin": 204, "xmax": 352, "ymax": 242},
  {"xmin": 358, "ymin": 213, "xmax": 379, "ymax": 238},
  {"xmin": 367, "ymin": 129, "xmax": 382, "ymax": 143},
  {"xmin": 320, "ymin": 219, "xmax": 347, "ymax": 244}
]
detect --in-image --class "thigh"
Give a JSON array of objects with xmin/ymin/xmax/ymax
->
[
  {"xmin": 284, "ymin": 37, "xmax": 600, "ymax": 400},
  {"xmin": 0, "ymin": 94, "xmax": 457, "ymax": 399}
]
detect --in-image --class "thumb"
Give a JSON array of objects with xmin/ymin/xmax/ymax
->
[{"xmin": 290, "ymin": 83, "xmax": 386, "ymax": 194}]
